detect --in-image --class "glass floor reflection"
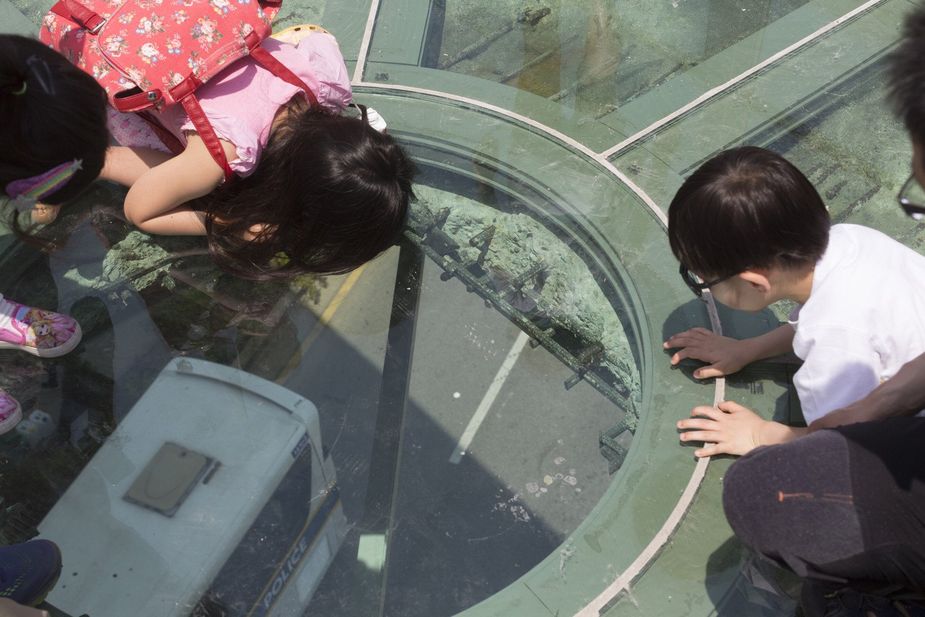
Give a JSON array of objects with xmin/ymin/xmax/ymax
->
[{"xmin": 0, "ymin": 0, "xmax": 916, "ymax": 615}]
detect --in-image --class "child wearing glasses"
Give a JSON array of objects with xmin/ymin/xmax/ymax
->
[{"xmin": 663, "ymin": 146, "xmax": 925, "ymax": 457}]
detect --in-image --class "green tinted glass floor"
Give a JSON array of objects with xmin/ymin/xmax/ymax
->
[{"xmin": 0, "ymin": 1, "xmax": 913, "ymax": 616}]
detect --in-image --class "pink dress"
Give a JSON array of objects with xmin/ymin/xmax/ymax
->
[{"xmin": 107, "ymin": 32, "xmax": 352, "ymax": 177}]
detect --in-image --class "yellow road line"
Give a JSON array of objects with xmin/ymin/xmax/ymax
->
[{"xmin": 276, "ymin": 265, "xmax": 367, "ymax": 383}]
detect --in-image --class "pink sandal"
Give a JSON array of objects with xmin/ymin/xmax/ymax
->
[{"xmin": 0, "ymin": 296, "xmax": 81, "ymax": 358}]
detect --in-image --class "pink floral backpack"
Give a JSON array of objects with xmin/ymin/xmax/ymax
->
[{"xmin": 39, "ymin": 0, "xmax": 318, "ymax": 179}]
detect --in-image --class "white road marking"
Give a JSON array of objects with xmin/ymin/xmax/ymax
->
[
  {"xmin": 449, "ymin": 331, "xmax": 530, "ymax": 464},
  {"xmin": 352, "ymin": 0, "xmax": 382, "ymax": 84}
]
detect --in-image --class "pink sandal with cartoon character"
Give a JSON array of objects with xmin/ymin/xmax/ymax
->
[{"xmin": 0, "ymin": 296, "xmax": 82, "ymax": 358}]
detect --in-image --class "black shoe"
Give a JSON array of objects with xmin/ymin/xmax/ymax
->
[
  {"xmin": 0, "ymin": 539, "xmax": 62, "ymax": 606},
  {"xmin": 801, "ymin": 581, "xmax": 925, "ymax": 617}
]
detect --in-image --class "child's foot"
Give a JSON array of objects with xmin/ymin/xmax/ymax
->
[
  {"xmin": 0, "ymin": 390, "xmax": 22, "ymax": 435},
  {"xmin": 0, "ymin": 539, "xmax": 62, "ymax": 606},
  {"xmin": 0, "ymin": 296, "xmax": 82, "ymax": 358}
]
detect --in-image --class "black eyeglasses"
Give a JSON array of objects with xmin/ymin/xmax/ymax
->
[
  {"xmin": 898, "ymin": 173, "xmax": 925, "ymax": 221},
  {"xmin": 679, "ymin": 264, "xmax": 733, "ymax": 297}
]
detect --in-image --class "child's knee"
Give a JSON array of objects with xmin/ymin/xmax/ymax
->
[{"xmin": 722, "ymin": 447, "xmax": 783, "ymax": 543}]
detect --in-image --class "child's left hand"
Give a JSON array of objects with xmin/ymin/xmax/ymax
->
[
  {"xmin": 678, "ymin": 400, "xmax": 765, "ymax": 457},
  {"xmin": 663, "ymin": 327, "xmax": 753, "ymax": 379}
]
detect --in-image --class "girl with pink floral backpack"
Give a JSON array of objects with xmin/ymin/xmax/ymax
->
[{"xmin": 39, "ymin": 0, "xmax": 416, "ymax": 279}]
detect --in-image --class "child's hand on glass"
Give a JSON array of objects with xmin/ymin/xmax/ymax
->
[
  {"xmin": 663, "ymin": 327, "xmax": 752, "ymax": 379},
  {"xmin": 677, "ymin": 400, "xmax": 766, "ymax": 457},
  {"xmin": 31, "ymin": 203, "xmax": 61, "ymax": 225}
]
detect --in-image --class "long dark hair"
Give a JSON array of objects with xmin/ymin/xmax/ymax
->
[
  {"xmin": 668, "ymin": 146, "xmax": 830, "ymax": 279},
  {"xmin": 0, "ymin": 34, "xmax": 108, "ymax": 205},
  {"xmin": 889, "ymin": 6, "xmax": 925, "ymax": 148},
  {"xmin": 203, "ymin": 104, "xmax": 416, "ymax": 279}
]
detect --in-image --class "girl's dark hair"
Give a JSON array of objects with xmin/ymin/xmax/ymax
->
[
  {"xmin": 668, "ymin": 146, "xmax": 830, "ymax": 278},
  {"xmin": 888, "ymin": 6, "xmax": 925, "ymax": 148},
  {"xmin": 204, "ymin": 105, "xmax": 416, "ymax": 279},
  {"xmin": 0, "ymin": 34, "xmax": 108, "ymax": 205}
]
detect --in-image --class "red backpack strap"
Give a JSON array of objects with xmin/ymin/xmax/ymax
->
[
  {"xmin": 170, "ymin": 32, "xmax": 319, "ymax": 180},
  {"xmin": 51, "ymin": 0, "xmax": 105, "ymax": 32},
  {"xmin": 180, "ymin": 94, "xmax": 234, "ymax": 182},
  {"xmin": 113, "ymin": 88, "xmax": 164, "ymax": 113},
  {"xmin": 167, "ymin": 75, "xmax": 235, "ymax": 181},
  {"xmin": 180, "ymin": 95, "xmax": 235, "ymax": 181},
  {"xmin": 137, "ymin": 112, "xmax": 185, "ymax": 156},
  {"xmin": 245, "ymin": 31, "xmax": 319, "ymax": 108}
]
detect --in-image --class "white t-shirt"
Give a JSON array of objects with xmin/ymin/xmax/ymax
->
[{"xmin": 790, "ymin": 224, "xmax": 925, "ymax": 424}]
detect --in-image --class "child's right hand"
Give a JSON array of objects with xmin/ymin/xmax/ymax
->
[{"xmin": 663, "ymin": 327, "xmax": 752, "ymax": 379}]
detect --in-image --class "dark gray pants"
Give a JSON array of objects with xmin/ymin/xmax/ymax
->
[{"xmin": 723, "ymin": 418, "xmax": 925, "ymax": 597}]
